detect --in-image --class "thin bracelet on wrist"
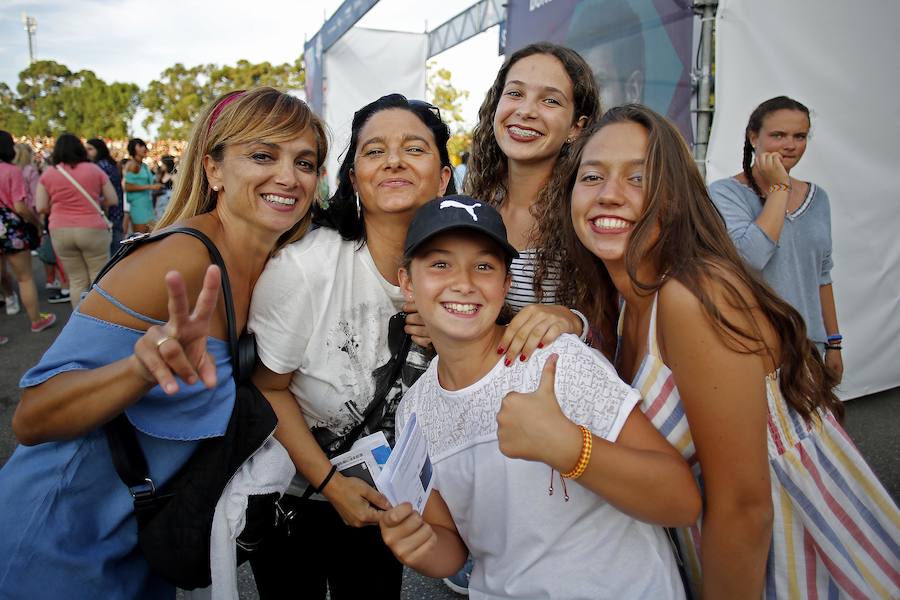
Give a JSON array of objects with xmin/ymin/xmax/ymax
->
[
  {"xmin": 314, "ymin": 465, "xmax": 338, "ymax": 494},
  {"xmin": 570, "ymin": 308, "xmax": 590, "ymax": 342}
]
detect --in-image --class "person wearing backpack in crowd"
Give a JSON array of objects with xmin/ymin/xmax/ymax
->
[{"xmin": 87, "ymin": 137, "xmax": 126, "ymax": 252}]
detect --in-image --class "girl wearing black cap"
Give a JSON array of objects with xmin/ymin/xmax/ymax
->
[{"xmin": 379, "ymin": 196, "xmax": 698, "ymax": 599}]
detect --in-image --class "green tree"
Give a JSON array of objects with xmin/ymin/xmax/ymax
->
[
  {"xmin": 0, "ymin": 83, "xmax": 28, "ymax": 134},
  {"xmin": 17, "ymin": 60, "xmax": 73, "ymax": 136},
  {"xmin": 8, "ymin": 60, "xmax": 140, "ymax": 137},
  {"xmin": 426, "ymin": 62, "xmax": 471, "ymax": 163},
  {"xmin": 143, "ymin": 57, "xmax": 306, "ymax": 139},
  {"xmin": 426, "ymin": 62, "xmax": 469, "ymax": 128},
  {"xmin": 141, "ymin": 63, "xmax": 213, "ymax": 139},
  {"xmin": 58, "ymin": 71, "xmax": 140, "ymax": 138}
]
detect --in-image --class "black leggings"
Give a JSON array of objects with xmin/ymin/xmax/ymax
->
[{"xmin": 249, "ymin": 495, "xmax": 403, "ymax": 599}]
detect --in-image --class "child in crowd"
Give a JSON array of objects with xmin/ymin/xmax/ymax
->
[{"xmin": 380, "ymin": 195, "xmax": 700, "ymax": 599}]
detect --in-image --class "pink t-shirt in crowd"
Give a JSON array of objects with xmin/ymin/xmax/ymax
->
[
  {"xmin": 21, "ymin": 164, "xmax": 40, "ymax": 210},
  {"xmin": 0, "ymin": 162, "xmax": 27, "ymax": 210},
  {"xmin": 39, "ymin": 162, "xmax": 109, "ymax": 230}
]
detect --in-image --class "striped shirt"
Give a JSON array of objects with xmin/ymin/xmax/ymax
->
[
  {"xmin": 507, "ymin": 248, "xmax": 559, "ymax": 312},
  {"xmin": 621, "ymin": 294, "xmax": 900, "ymax": 599}
]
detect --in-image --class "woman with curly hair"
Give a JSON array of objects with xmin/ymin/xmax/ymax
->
[
  {"xmin": 466, "ymin": 42, "xmax": 602, "ymax": 363},
  {"xmin": 558, "ymin": 104, "xmax": 899, "ymax": 599}
]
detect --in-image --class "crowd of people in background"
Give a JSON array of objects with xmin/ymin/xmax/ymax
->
[
  {"xmin": 0, "ymin": 134, "xmax": 185, "ymax": 343},
  {"xmin": 0, "ymin": 40, "xmax": 898, "ymax": 600}
]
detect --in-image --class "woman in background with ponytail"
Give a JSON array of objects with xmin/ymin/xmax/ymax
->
[{"xmin": 709, "ymin": 96, "xmax": 843, "ymax": 381}]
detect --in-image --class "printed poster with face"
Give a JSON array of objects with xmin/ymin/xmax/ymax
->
[{"xmin": 505, "ymin": 0, "xmax": 695, "ymax": 144}]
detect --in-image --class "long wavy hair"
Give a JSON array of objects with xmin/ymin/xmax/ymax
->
[
  {"xmin": 315, "ymin": 93, "xmax": 456, "ymax": 244},
  {"xmin": 742, "ymin": 96, "xmax": 810, "ymax": 200},
  {"xmin": 156, "ymin": 87, "xmax": 328, "ymax": 255},
  {"xmin": 467, "ymin": 42, "xmax": 600, "ymax": 300},
  {"xmin": 557, "ymin": 105, "xmax": 841, "ymax": 421}
]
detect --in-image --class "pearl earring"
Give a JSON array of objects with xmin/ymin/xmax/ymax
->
[{"xmin": 212, "ymin": 185, "xmax": 220, "ymax": 192}]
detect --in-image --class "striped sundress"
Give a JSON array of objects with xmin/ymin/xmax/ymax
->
[{"xmin": 620, "ymin": 294, "xmax": 900, "ymax": 599}]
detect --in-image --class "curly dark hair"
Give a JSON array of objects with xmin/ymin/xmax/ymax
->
[
  {"xmin": 556, "ymin": 104, "xmax": 841, "ymax": 422},
  {"xmin": 314, "ymin": 93, "xmax": 457, "ymax": 243},
  {"xmin": 466, "ymin": 42, "xmax": 601, "ymax": 300}
]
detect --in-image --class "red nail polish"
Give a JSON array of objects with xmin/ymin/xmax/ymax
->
[
  {"xmin": 519, "ymin": 354, "xmax": 527, "ymax": 362},
  {"xmin": 504, "ymin": 358, "xmax": 512, "ymax": 367},
  {"xmin": 537, "ymin": 342, "xmax": 544, "ymax": 349},
  {"xmin": 497, "ymin": 347, "xmax": 505, "ymax": 355}
]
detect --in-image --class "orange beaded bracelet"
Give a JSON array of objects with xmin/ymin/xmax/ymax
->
[{"xmin": 561, "ymin": 425, "xmax": 593, "ymax": 479}]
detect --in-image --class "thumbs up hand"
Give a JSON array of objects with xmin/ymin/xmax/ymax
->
[{"xmin": 496, "ymin": 354, "xmax": 583, "ymax": 470}]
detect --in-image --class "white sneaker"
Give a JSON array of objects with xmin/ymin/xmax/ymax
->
[{"xmin": 4, "ymin": 293, "xmax": 20, "ymax": 315}]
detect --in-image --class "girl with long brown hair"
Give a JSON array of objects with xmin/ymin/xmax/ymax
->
[
  {"xmin": 557, "ymin": 104, "xmax": 899, "ymax": 599},
  {"xmin": 466, "ymin": 42, "xmax": 601, "ymax": 366}
]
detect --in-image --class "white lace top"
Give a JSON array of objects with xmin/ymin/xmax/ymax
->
[{"xmin": 396, "ymin": 335, "xmax": 684, "ymax": 600}]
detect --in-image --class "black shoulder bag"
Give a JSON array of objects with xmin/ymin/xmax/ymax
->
[
  {"xmin": 301, "ymin": 312, "xmax": 413, "ymax": 498},
  {"xmin": 100, "ymin": 228, "xmax": 281, "ymax": 590}
]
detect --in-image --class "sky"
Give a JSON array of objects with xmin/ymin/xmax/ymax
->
[{"xmin": 0, "ymin": 0, "xmax": 504, "ymax": 134}]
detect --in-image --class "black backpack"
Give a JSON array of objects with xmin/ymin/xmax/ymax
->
[{"xmin": 99, "ymin": 227, "xmax": 282, "ymax": 589}]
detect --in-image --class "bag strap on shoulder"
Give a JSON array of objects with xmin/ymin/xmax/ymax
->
[
  {"xmin": 94, "ymin": 227, "xmax": 240, "ymax": 366},
  {"xmin": 100, "ymin": 227, "xmax": 241, "ymax": 493},
  {"xmin": 55, "ymin": 165, "xmax": 113, "ymax": 230}
]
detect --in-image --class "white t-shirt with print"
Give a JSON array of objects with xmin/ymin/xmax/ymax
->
[
  {"xmin": 397, "ymin": 334, "xmax": 685, "ymax": 600},
  {"xmin": 250, "ymin": 227, "xmax": 424, "ymax": 496}
]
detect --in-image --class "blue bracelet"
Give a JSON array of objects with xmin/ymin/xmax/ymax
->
[{"xmin": 827, "ymin": 334, "xmax": 843, "ymax": 343}]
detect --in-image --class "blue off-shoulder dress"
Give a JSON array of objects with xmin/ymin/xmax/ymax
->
[{"xmin": 0, "ymin": 285, "xmax": 235, "ymax": 599}]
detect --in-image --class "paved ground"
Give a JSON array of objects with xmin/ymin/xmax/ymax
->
[{"xmin": 1, "ymin": 262, "xmax": 897, "ymax": 598}]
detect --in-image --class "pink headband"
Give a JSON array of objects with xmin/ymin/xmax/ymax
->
[{"xmin": 207, "ymin": 91, "xmax": 246, "ymax": 135}]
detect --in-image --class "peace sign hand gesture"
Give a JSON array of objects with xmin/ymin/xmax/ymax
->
[{"xmin": 131, "ymin": 265, "xmax": 221, "ymax": 395}]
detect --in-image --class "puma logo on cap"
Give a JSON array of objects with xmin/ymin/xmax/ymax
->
[{"xmin": 440, "ymin": 199, "xmax": 481, "ymax": 222}]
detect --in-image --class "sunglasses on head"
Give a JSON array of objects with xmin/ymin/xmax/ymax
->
[{"xmin": 408, "ymin": 99, "xmax": 442, "ymax": 121}]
